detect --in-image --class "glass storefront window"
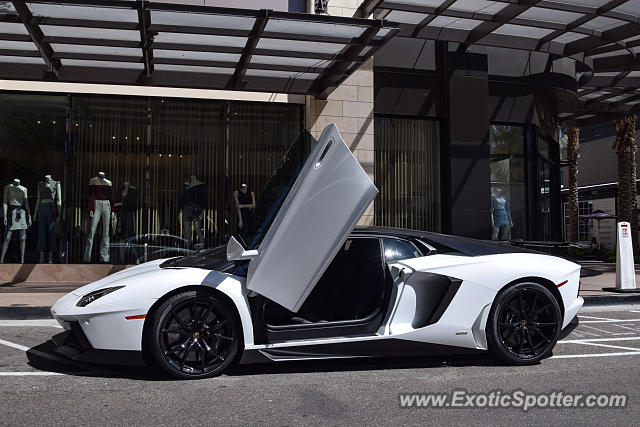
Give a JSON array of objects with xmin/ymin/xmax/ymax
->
[
  {"xmin": 229, "ymin": 102, "xmax": 303, "ymax": 238},
  {"xmin": 68, "ymin": 96, "xmax": 148, "ymax": 264},
  {"xmin": 0, "ymin": 92, "xmax": 303, "ymax": 265},
  {"xmin": 490, "ymin": 125, "xmax": 526, "ymax": 241},
  {"xmin": 374, "ymin": 116, "xmax": 440, "ymax": 232},
  {"xmin": 0, "ymin": 93, "xmax": 67, "ymax": 264},
  {"xmin": 150, "ymin": 98, "xmax": 225, "ymax": 253},
  {"xmin": 537, "ymin": 135, "xmax": 558, "ymax": 241}
]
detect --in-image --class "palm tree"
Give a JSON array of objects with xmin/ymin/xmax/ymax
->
[
  {"xmin": 566, "ymin": 126, "xmax": 580, "ymax": 243},
  {"xmin": 612, "ymin": 113, "xmax": 638, "ymax": 252}
]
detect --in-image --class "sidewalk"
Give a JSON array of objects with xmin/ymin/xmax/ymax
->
[
  {"xmin": 1, "ymin": 262, "xmax": 640, "ymax": 318},
  {"xmin": 577, "ymin": 260, "xmax": 640, "ymax": 295}
]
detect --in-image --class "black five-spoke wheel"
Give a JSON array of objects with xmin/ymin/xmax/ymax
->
[
  {"xmin": 487, "ymin": 282, "xmax": 561, "ymax": 365},
  {"xmin": 146, "ymin": 291, "xmax": 240, "ymax": 379}
]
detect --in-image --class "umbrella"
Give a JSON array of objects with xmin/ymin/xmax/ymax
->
[
  {"xmin": 579, "ymin": 210, "xmax": 617, "ymax": 220},
  {"xmin": 578, "ymin": 210, "xmax": 616, "ymax": 247}
]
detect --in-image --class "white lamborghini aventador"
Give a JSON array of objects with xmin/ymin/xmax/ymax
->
[{"xmin": 51, "ymin": 124, "xmax": 584, "ymax": 379}]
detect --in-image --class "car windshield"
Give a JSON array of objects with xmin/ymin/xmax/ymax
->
[
  {"xmin": 238, "ymin": 130, "xmax": 317, "ymax": 250},
  {"xmin": 160, "ymin": 245, "xmax": 230, "ymax": 270}
]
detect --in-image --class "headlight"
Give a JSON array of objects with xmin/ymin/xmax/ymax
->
[{"xmin": 76, "ymin": 286, "xmax": 125, "ymax": 307}]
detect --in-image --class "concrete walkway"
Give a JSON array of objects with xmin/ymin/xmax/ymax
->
[{"xmin": 577, "ymin": 261, "xmax": 640, "ymax": 295}]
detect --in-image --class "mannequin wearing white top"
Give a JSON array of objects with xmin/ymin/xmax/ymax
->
[
  {"xmin": 233, "ymin": 183, "xmax": 256, "ymax": 230},
  {"xmin": 1, "ymin": 179, "xmax": 32, "ymax": 263}
]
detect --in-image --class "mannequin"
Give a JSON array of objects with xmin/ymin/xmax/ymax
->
[
  {"xmin": 233, "ymin": 183, "xmax": 255, "ymax": 230},
  {"xmin": 178, "ymin": 175, "xmax": 206, "ymax": 246},
  {"xmin": 490, "ymin": 186, "xmax": 513, "ymax": 241},
  {"xmin": 114, "ymin": 180, "xmax": 138, "ymax": 239},
  {"xmin": 84, "ymin": 172, "xmax": 114, "ymax": 263},
  {"xmin": 34, "ymin": 174, "xmax": 62, "ymax": 263},
  {"xmin": 1, "ymin": 179, "xmax": 32, "ymax": 263}
]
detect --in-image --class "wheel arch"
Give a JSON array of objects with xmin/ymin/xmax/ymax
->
[
  {"xmin": 498, "ymin": 276, "xmax": 565, "ymax": 323},
  {"xmin": 141, "ymin": 285, "xmax": 245, "ymax": 362}
]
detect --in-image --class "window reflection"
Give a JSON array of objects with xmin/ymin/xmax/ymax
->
[{"xmin": 490, "ymin": 125, "xmax": 526, "ymax": 241}]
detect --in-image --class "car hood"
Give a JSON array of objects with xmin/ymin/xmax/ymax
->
[{"xmin": 70, "ymin": 258, "xmax": 172, "ymax": 296}]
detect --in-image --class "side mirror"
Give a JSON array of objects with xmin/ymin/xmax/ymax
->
[{"xmin": 227, "ymin": 236, "xmax": 259, "ymax": 261}]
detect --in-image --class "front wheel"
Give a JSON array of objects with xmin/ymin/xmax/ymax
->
[
  {"xmin": 146, "ymin": 290, "xmax": 241, "ymax": 379},
  {"xmin": 487, "ymin": 282, "xmax": 561, "ymax": 365}
]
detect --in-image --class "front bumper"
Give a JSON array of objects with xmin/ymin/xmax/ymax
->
[
  {"xmin": 51, "ymin": 321, "xmax": 144, "ymax": 366},
  {"xmin": 51, "ymin": 292, "xmax": 156, "ymax": 353}
]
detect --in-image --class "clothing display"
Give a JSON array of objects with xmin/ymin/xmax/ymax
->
[
  {"xmin": 84, "ymin": 199, "xmax": 111, "ymax": 262},
  {"xmin": 36, "ymin": 202, "xmax": 57, "ymax": 251},
  {"xmin": 237, "ymin": 188, "xmax": 254, "ymax": 229},
  {"xmin": 115, "ymin": 184, "xmax": 138, "ymax": 239},
  {"xmin": 37, "ymin": 179, "xmax": 59, "ymax": 203},
  {"xmin": 180, "ymin": 183, "xmax": 206, "ymax": 220},
  {"xmin": 6, "ymin": 184, "xmax": 27, "ymax": 207},
  {"xmin": 36, "ymin": 179, "xmax": 60, "ymax": 253},
  {"xmin": 1, "ymin": 181, "xmax": 31, "ymax": 264},
  {"xmin": 7, "ymin": 205, "xmax": 27, "ymax": 240},
  {"xmin": 491, "ymin": 194, "xmax": 511, "ymax": 241},
  {"xmin": 84, "ymin": 174, "xmax": 113, "ymax": 263},
  {"xmin": 491, "ymin": 196, "xmax": 510, "ymax": 227},
  {"xmin": 179, "ymin": 180, "xmax": 206, "ymax": 245}
]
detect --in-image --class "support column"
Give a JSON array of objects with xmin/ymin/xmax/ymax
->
[{"xmin": 447, "ymin": 48, "xmax": 491, "ymax": 238}]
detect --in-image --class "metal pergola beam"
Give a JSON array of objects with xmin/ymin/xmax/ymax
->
[
  {"xmin": 564, "ymin": 22, "xmax": 639, "ymax": 57},
  {"xmin": 11, "ymin": 1, "xmax": 61, "ymax": 79},
  {"xmin": 42, "ymin": 50, "xmax": 330, "ymax": 74},
  {"xmin": 534, "ymin": 0, "xmax": 630, "ymax": 50},
  {"xmin": 465, "ymin": 0, "xmax": 541, "ymax": 46},
  {"xmin": 137, "ymin": 0, "xmax": 153, "ymax": 84},
  {"xmin": 226, "ymin": 10, "xmax": 269, "ymax": 90}
]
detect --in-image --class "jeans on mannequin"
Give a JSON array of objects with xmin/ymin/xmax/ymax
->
[
  {"xmin": 36, "ymin": 202, "xmax": 57, "ymax": 252},
  {"xmin": 84, "ymin": 200, "xmax": 111, "ymax": 263}
]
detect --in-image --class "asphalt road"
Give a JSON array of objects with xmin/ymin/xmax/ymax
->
[{"xmin": 2, "ymin": 308, "xmax": 640, "ymax": 426}]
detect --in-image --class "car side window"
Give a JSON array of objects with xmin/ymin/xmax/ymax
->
[{"xmin": 383, "ymin": 238, "xmax": 421, "ymax": 264}]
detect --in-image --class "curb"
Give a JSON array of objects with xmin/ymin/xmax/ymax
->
[
  {"xmin": 582, "ymin": 294, "xmax": 640, "ymax": 307},
  {"xmin": 0, "ymin": 307, "xmax": 53, "ymax": 320}
]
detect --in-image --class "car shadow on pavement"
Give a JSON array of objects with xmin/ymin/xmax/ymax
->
[
  {"xmin": 24, "ymin": 338, "xmax": 518, "ymax": 380},
  {"xmin": 25, "ymin": 340, "xmax": 169, "ymax": 381}
]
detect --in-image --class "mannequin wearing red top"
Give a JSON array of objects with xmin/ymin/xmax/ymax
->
[{"xmin": 84, "ymin": 172, "xmax": 114, "ymax": 263}]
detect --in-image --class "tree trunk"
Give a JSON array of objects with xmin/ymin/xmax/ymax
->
[
  {"xmin": 613, "ymin": 114, "xmax": 639, "ymax": 253},
  {"xmin": 567, "ymin": 126, "xmax": 580, "ymax": 243}
]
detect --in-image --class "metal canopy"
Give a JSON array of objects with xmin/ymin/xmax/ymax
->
[
  {"xmin": 356, "ymin": 0, "xmax": 640, "ymax": 124},
  {"xmin": 0, "ymin": 0, "xmax": 398, "ymax": 96}
]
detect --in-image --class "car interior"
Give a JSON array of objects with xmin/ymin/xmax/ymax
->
[
  {"xmin": 262, "ymin": 236, "xmax": 423, "ymax": 328},
  {"xmin": 262, "ymin": 238, "xmax": 388, "ymax": 326}
]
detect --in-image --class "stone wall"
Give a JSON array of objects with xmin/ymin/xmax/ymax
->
[{"xmin": 305, "ymin": 0, "xmax": 375, "ymax": 225}]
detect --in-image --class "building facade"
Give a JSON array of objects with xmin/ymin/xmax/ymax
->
[{"xmin": 0, "ymin": 0, "xmax": 580, "ymax": 266}]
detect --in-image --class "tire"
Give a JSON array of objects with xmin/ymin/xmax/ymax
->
[
  {"xmin": 487, "ymin": 282, "xmax": 561, "ymax": 365},
  {"xmin": 145, "ymin": 290, "xmax": 241, "ymax": 379}
]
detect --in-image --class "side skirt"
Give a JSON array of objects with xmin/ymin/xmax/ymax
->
[{"xmin": 239, "ymin": 338, "xmax": 483, "ymax": 364}]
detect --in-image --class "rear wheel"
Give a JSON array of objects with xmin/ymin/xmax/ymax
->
[
  {"xmin": 147, "ymin": 290, "xmax": 241, "ymax": 379},
  {"xmin": 487, "ymin": 282, "xmax": 561, "ymax": 365}
]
